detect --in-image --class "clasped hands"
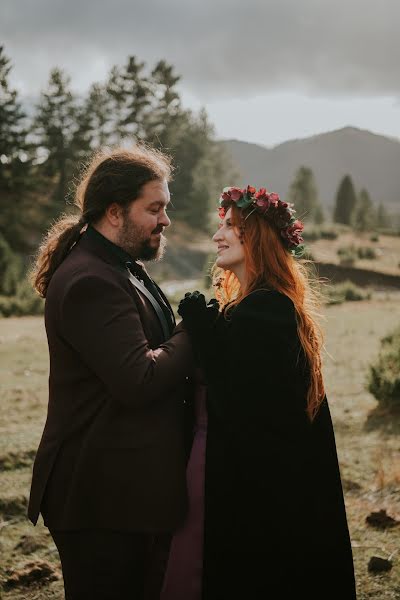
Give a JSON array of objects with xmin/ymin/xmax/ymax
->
[{"xmin": 177, "ymin": 291, "xmax": 220, "ymax": 335}]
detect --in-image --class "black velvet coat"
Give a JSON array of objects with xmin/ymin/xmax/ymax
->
[{"xmin": 198, "ymin": 289, "xmax": 357, "ymax": 600}]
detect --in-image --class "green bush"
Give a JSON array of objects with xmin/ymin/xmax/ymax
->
[
  {"xmin": 337, "ymin": 244, "xmax": 377, "ymax": 264},
  {"xmin": 302, "ymin": 229, "xmax": 321, "ymax": 242},
  {"xmin": 370, "ymin": 234, "xmax": 379, "ymax": 242},
  {"xmin": 302, "ymin": 227, "xmax": 339, "ymax": 242},
  {"xmin": 367, "ymin": 326, "xmax": 400, "ymax": 409},
  {"xmin": 337, "ymin": 245, "xmax": 357, "ymax": 266},
  {"xmin": 357, "ymin": 246, "xmax": 377, "ymax": 260},
  {"xmin": 324, "ymin": 280, "xmax": 371, "ymax": 305},
  {"xmin": 0, "ymin": 278, "xmax": 44, "ymax": 317},
  {"xmin": 0, "ymin": 234, "xmax": 24, "ymax": 295},
  {"xmin": 320, "ymin": 229, "xmax": 338, "ymax": 240}
]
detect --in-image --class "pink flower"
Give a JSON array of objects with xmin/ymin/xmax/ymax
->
[
  {"xmin": 218, "ymin": 207, "xmax": 226, "ymax": 219},
  {"xmin": 269, "ymin": 192, "xmax": 280, "ymax": 207},
  {"xmin": 229, "ymin": 187, "xmax": 243, "ymax": 201},
  {"xmin": 245, "ymin": 185, "xmax": 257, "ymax": 196},
  {"xmin": 282, "ymin": 220, "xmax": 304, "ymax": 247},
  {"xmin": 221, "ymin": 192, "xmax": 231, "ymax": 202},
  {"xmin": 256, "ymin": 197, "xmax": 269, "ymax": 209},
  {"xmin": 255, "ymin": 188, "xmax": 271, "ymax": 212}
]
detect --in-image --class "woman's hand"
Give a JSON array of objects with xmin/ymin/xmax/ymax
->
[{"xmin": 178, "ymin": 291, "xmax": 219, "ymax": 334}]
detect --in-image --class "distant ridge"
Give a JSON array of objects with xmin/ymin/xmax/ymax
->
[{"xmin": 220, "ymin": 127, "xmax": 400, "ymax": 211}]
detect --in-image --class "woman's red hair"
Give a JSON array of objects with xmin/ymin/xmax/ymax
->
[{"xmin": 212, "ymin": 205, "xmax": 325, "ymax": 421}]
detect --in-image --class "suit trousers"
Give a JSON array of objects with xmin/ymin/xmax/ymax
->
[{"xmin": 50, "ymin": 529, "xmax": 171, "ymax": 600}]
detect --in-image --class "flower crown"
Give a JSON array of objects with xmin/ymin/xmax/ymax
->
[{"xmin": 218, "ymin": 185, "xmax": 305, "ymax": 256}]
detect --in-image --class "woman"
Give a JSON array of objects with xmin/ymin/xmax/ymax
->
[{"xmin": 162, "ymin": 185, "xmax": 357, "ymax": 600}]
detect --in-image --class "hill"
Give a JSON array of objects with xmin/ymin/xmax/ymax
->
[{"xmin": 220, "ymin": 127, "xmax": 400, "ymax": 213}]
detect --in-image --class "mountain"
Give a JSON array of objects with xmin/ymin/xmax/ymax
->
[{"xmin": 220, "ymin": 127, "xmax": 400, "ymax": 212}]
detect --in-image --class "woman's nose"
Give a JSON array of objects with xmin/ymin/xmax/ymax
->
[{"xmin": 212, "ymin": 228, "xmax": 223, "ymax": 242}]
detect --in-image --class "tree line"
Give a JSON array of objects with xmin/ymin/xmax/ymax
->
[
  {"xmin": 0, "ymin": 45, "xmax": 229, "ymax": 257},
  {"xmin": 287, "ymin": 166, "xmax": 389, "ymax": 231}
]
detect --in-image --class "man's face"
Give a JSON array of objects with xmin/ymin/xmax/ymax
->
[{"xmin": 117, "ymin": 179, "xmax": 171, "ymax": 261}]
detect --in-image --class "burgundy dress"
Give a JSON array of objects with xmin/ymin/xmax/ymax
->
[{"xmin": 160, "ymin": 371, "xmax": 207, "ymax": 600}]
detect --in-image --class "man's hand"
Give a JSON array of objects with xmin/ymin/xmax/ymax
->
[{"xmin": 178, "ymin": 291, "xmax": 219, "ymax": 333}]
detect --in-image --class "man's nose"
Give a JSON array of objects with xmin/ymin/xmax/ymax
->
[{"xmin": 159, "ymin": 211, "xmax": 171, "ymax": 228}]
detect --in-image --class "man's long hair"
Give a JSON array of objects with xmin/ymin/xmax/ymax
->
[
  {"xmin": 31, "ymin": 144, "xmax": 172, "ymax": 298},
  {"xmin": 212, "ymin": 204, "xmax": 325, "ymax": 421}
]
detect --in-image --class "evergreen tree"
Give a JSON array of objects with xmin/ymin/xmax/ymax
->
[
  {"xmin": 145, "ymin": 60, "xmax": 182, "ymax": 145},
  {"xmin": 314, "ymin": 204, "xmax": 325, "ymax": 225},
  {"xmin": 352, "ymin": 188, "xmax": 376, "ymax": 231},
  {"xmin": 0, "ymin": 46, "xmax": 38, "ymax": 251},
  {"xmin": 167, "ymin": 109, "xmax": 227, "ymax": 231},
  {"xmin": 34, "ymin": 68, "xmax": 79, "ymax": 209},
  {"xmin": 81, "ymin": 83, "xmax": 113, "ymax": 149},
  {"xmin": 333, "ymin": 175, "xmax": 357, "ymax": 225},
  {"xmin": 106, "ymin": 57, "xmax": 151, "ymax": 142},
  {"xmin": 377, "ymin": 202, "xmax": 389, "ymax": 228},
  {"xmin": 287, "ymin": 166, "xmax": 320, "ymax": 222},
  {"xmin": 0, "ymin": 46, "xmax": 26, "ymax": 174}
]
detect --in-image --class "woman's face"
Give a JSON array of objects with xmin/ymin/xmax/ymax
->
[{"xmin": 212, "ymin": 208, "xmax": 245, "ymax": 274}]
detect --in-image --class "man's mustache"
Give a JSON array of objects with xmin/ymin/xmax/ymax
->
[{"xmin": 152, "ymin": 225, "xmax": 165, "ymax": 234}]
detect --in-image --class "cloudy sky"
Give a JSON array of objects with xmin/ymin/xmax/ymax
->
[{"xmin": 2, "ymin": 0, "xmax": 399, "ymax": 146}]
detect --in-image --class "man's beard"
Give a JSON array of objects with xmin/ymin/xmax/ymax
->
[{"xmin": 117, "ymin": 217, "xmax": 167, "ymax": 262}]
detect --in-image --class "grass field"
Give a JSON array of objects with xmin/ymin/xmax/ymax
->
[
  {"xmin": 310, "ymin": 231, "xmax": 400, "ymax": 275},
  {"xmin": 0, "ymin": 292, "xmax": 400, "ymax": 598}
]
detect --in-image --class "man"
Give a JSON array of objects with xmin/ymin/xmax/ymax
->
[{"xmin": 28, "ymin": 145, "xmax": 194, "ymax": 599}]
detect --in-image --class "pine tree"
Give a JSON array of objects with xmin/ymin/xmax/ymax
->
[
  {"xmin": 333, "ymin": 175, "xmax": 357, "ymax": 225},
  {"xmin": 314, "ymin": 204, "xmax": 325, "ymax": 225},
  {"xmin": 377, "ymin": 203, "xmax": 389, "ymax": 228},
  {"xmin": 287, "ymin": 166, "xmax": 320, "ymax": 222},
  {"xmin": 34, "ymin": 68, "xmax": 79, "ymax": 209},
  {"xmin": 145, "ymin": 60, "xmax": 182, "ymax": 145},
  {"xmin": 166, "ymin": 109, "xmax": 227, "ymax": 231},
  {"xmin": 81, "ymin": 83, "xmax": 113, "ymax": 149},
  {"xmin": 352, "ymin": 188, "xmax": 376, "ymax": 231},
  {"xmin": 0, "ymin": 46, "xmax": 38, "ymax": 251},
  {"xmin": 106, "ymin": 57, "xmax": 151, "ymax": 142}
]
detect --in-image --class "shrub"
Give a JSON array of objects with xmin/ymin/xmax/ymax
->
[
  {"xmin": 320, "ymin": 229, "xmax": 338, "ymax": 240},
  {"xmin": 367, "ymin": 326, "xmax": 400, "ymax": 409},
  {"xmin": 370, "ymin": 234, "xmax": 380, "ymax": 242},
  {"xmin": 324, "ymin": 280, "xmax": 371, "ymax": 305},
  {"xmin": 302, "ymin": 229, "xmax": 321, "ymax": 242},
  {"xmin": 337, "ymin": 245, "xmax": 357, "ymax": 266},
  {"xmin": 0, "ymin": 277, "xmax": 44, "ymax": 317},
  {"xmin": 302, "ymin": 227, "xmax": 339, "ymax": 241},
  {"xmin": 0, "ymin": 234, "xmax": 24, "ymax": 295},
  {"xmin": 357, "ymin": 246, "xmax": 377, "ymax": 260}
]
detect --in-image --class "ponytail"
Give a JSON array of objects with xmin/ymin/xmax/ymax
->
[
  {"xmin": 31, "ymin": 214, "xmax": 86, "ymax": 298},
  {"xmin": 31, "ymin": 143, "xmax": 172, "ymax": 299}
]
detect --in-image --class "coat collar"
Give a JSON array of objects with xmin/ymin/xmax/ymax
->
[{"xmin": 78, "ymin": 225, "xmax": 145, "ymax": 275}]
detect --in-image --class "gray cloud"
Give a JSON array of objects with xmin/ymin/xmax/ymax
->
[{"xmin": 1, "ymin": 0, "xmax": 399, "ymax": 99}]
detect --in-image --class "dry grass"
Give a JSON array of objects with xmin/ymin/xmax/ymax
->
[
  {"xmin": 310, "ymin": 231, "xmax": 400, "ymax": 275},
  {"xmin": 1, "ymin": 294, "xmax": 400, "ymax": 598}
]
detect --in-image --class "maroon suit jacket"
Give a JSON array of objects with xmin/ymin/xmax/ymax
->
[{"xmin": 28, "ymin": 230, "xmax": 194, "ymax": 532}]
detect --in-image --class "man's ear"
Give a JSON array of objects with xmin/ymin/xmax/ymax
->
[{"xmin": 104, "ymin": 203, "xmax": 123, "ymax": 228}]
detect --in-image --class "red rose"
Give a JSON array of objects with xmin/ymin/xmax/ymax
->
[
  {"xmin": 255, "ymin": 188, "xmax": 270, "ymax": 212},
  {"xmin": 218, "ymin": 207, "xmax": 226, "ymax": 219},
  {"xmin": 246, "ymin": 185, "xmax": 256, "ymax": 196},
  {"xmin": 269, "ymin": 192, "xmax": 280, "ymax": 206},
  {"xmin": 229, "ymin": 187, "xmax": 243, "ymax": 201},
  {"xmin": 256, "ymin": 197, "xmax": 269, "ymax": 208},
  {"xmin": 282, "ymin": 220, "xmax": 304, "ymax": 247},
  {"xmin": 221, "ymin": 192, "xmax": 231, "ymax": 202}
]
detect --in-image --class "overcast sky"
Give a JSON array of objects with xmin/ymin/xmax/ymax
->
[{"xmin": 2, "ymin": 0, "xmax": 400, "ymax": 146}]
